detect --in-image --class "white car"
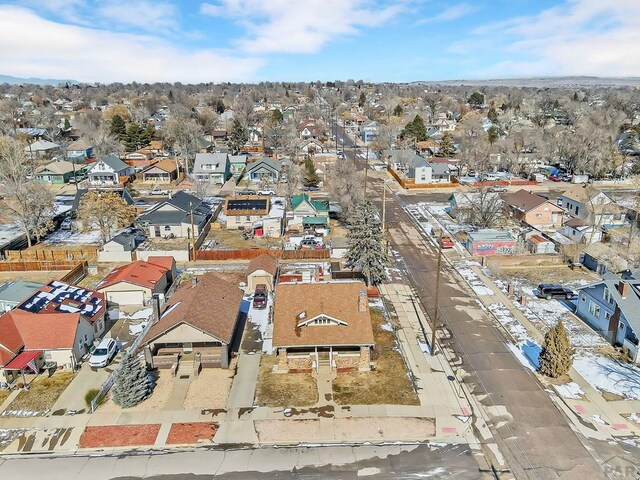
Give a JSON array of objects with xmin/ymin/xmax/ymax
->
[
  {"xmin": 258, "ymin": 189, "xmax": 276, "ymax": 195},
  {"xmin": 149, "ymin": 188, "xmax": 170, "ymax": 196},
  {"xmin": 89, "ymin": 338, "xmax": 118, "ymax": 368}
]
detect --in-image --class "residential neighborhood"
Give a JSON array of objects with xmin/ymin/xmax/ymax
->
[{"xmin": 2, "ymin": 2, "xmax": 640, "ymax": 476}]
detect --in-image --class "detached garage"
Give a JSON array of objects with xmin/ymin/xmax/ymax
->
[{"xmin": 96, "ymin": 257, "xmax": 175, "ymax": 306}]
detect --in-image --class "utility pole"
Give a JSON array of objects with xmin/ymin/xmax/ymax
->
[
  {"xmin": 431, "ymin": 233, "xmax": 443, "ymax": 356},
  {"xmin": 381, "ymin": 181, "xmax": 388, "ymax": 254},
  {"xmin": 189, "ymin": 202, "xmax": 196, "ymax": 261}
]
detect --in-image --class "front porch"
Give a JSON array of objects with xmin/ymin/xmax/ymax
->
[
  {"xmin": 275, "ymin": 345, "xmax": 371, "ymax": 373},
  {"xmin": 145, "ymin": 342, "xmax": 229, "ymax": 372}
]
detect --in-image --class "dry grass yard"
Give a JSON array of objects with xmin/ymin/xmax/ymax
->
[{"xmin": 255, "ymin": 355, "xmax": 318, "ymax": 407}]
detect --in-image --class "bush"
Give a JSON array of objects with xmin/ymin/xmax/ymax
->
[{"xmin": 85, "ymin": 388, "xmax": 101, "ymax": 408}]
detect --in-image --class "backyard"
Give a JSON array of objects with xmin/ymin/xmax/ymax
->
[
  {"xmin": 2, "ymin": 372, "xmax": 74, "ymax": 416},
  {"xmin": 332, "ymin": 309, "xmax": 420, "ymax": 406},
  {"xmin": 254, "ymin": 355, "xmax": 318, "ymax": 407}
]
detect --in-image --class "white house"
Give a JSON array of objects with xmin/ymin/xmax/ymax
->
[
  {"xmin": 193, "ymin": 153, "xmax": 231, "ymax": 185},
  {"xmin": 86, "ymin": 156, "xmax": 135, "ymax": 186}
]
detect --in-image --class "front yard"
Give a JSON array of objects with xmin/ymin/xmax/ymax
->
[
  {"xmin": 3, "ymin": 372, "xmax": 74, "ymax": 416},
  {"xmin": 255, "ymin": 355, "xmax": 318, "ymax": 407},
  {"xmin": 332, "ymin": 310, "xmax": 420, "ymax": 406}
]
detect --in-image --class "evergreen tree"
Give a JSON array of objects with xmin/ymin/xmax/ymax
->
[
  {"xmin": 112, "ymin": 352, "xmax": 150, "ymax": 408},
  {"xmin": 393, "ymin": 104, "xmax": 403, "ymax": 117},
  {"xmin": 302, "ymin": 157, "xmax": 320, "ymax": 187},
  {"xmin": 539, "ymin": 320, "xmax": 574, "ymax": 378},
  {"xmin": 487, "ymin": 107, "xmax": 499, "ymax": 123},
  {"xmin": 63, "ymin": 118, "xmax": 72, "ymax": 131},
  {"xmin": 468, "ymin": 91, "xmax": 485, "ymax": 108},
  {"xmin": 228, "ymin": 119, "xmax": 248, "ymax": 154},
  {"xmin": 270, "ymin": 109, "xmax": 284, "ymax": 124},
  {"xmin": 346, "ymin": 199, "xmax": 387, "ymax": 285},
  {"xmin": 123, "ymin": 122, "xmax": 150, "ymax": 152},
  {"xmin": 488, "ymin": 125, "xmax": 500, "ymax": 145},
  {"xmin": 438, "ymin": 131, "xmax": 456, "ymax": 157},
  {"xmin": 215, "ymin": 98, "xmax": 226, "ymax": 114},
  {"xmin": 110, "ymin": 114, "xmax": 126, "ymax": 139},
  {"xmin": 401, "ymin": 115, "xmax": 428, "ymax": 142},
  {"xmin": 358, "ymin": 91, "xmax": 366, "ymax": 107}
]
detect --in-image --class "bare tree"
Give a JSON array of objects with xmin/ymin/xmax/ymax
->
[
  {"xmin": 0, "ymin": 137, "xmax": 55, "ymax": 246},
  {"xmin": 329, "ymin": 160, "xmax": 364, "ymax": 219},
  {"xmin": 192, "ymin": 176, "xmax": 210, "ymax": 200},
  {"xmin": 453, "ymin": 188, "xmax": 505, "ymax": 228},
  {"xmin": 77, "ymin": 190, "xmax": 137, "ymax": 244}
]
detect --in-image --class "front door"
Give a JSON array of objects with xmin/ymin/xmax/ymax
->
[{"xmin": 154, "ymin": 226, "xmax": 161, "ymax": 237}]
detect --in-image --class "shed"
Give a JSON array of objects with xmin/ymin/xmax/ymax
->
[{"xmin": 246, "ymin": 254, "xmax": 278, "ymax": 293}]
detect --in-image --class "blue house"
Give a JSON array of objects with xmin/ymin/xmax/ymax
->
[{"xmin": 575, "ymin": 271, "xmax": 640, "ymax": 362}]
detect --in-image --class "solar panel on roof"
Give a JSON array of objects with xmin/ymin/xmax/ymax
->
[{"xmin": 227, "ymin": 199, "xmax": 268, "ymax": 211}]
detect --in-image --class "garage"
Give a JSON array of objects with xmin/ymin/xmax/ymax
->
[{"xmin": 105, "ymin": 289, "xmax": 146, "ymax": 306}]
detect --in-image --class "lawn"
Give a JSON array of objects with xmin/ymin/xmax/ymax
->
[
  {"xmin": 255, "ymin": 355, "xmax": 318, "ymax": 407},
  {"xmin": 332, "ymin": 309, "xmax": 420, "ymax": 406},
  {"xmin": 3, "ymin": 372, "xmax": 74, "ymax": 416},
  {"xmin": 207, "ymin": 228, "xmax": 275, "ymax": 249},
  {"xmin": 0, "ymin": 389, "xmax": 10, "ymax": 405}
]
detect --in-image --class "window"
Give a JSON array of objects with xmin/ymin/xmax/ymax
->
[
  {"xmin": 164, "ymin": 226, "xmax": 171, "ymax": 231},
  {"xmin": 604, "ymin": 287, "xmax": 613, "ymax": 304},
  {"xmin": 588, "ymin": 301, "xmax": 600, "ymax": 318},
  {"xmin": 605, "ymin": 311, "xmax": 611, "ymax": 321},
  {"xmin": 246, "ymin": 216, "xmax": 251, "ymax": 221},
  {"xmin": 581, "ymin": 294, "xmax": 586, "ymax": 302}
]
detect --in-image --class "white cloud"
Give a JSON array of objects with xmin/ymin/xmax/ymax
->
[
  {"xmin": 0, "ymin": 6, "xmax": 263, "ymax": 83},
  {"xmin": 415, "ymin": 3, "xmax": 478, "ymax": 26},
  {"xmin": 200, "ymin": 0, "xmax": 406, "ymax": 54},
  {"xmin": 97, "ymin": 0, "xmax": 179, "ymax": 32},
  {"xmin": 469, "ymin": 0, "xmax": 640, "ymax": 77}
]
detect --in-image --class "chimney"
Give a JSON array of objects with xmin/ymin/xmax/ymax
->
[
  {"xmin": 151, "ymin": 294, "xmax": 161, "ymax": 323},
  {"xmin": 192, "ymin": 275, "xmax": 199, "ymax": 287},
  {"xmin": 358, "ymin": 290, "xmax": 368, "ymax": 313},
  {"xmin": 618, "ymin": 281, "xmax": 629, "ymax": 299}
]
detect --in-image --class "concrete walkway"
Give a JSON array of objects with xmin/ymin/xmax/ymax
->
[{"xmin": 226, "ymin": 352, "xmax": 261, "ymax": 410}]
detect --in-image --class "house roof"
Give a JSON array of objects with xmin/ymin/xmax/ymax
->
[
  {"xmin": 194, "ymin": 153, "xmax": 228, "ymax": 174},
  {"xmin": 467, "ymin": 229, "xmax": 515, "ymax": 242},
  {"xmin": 67, "ymin": 139, "xmax": 91, "ymax": 150},
  {"xmin": 0, "ymin": 309, "xmax": 82, "ymax": 357},
  {"xmin": 246, "ymin": 157, "xmax": 281, "ymax": 174},
  {"xmin": 142, "ymin": 273, "xmax": 243, "ymax": 346},
  {"xmin": 0, "ymin": 312, "xmax": 26, "ymax": 365},
  {"xmin": 564, "ymin": 217, "xmax": 588, "ymax": 228},
  {"xmin": 290, "ymin": 193, "xmax": 329, "ymax": 213},
  {"xmin": 36, "ymin": 160, "xmax": 78, "ymax": 175},
  {"xmin": 0, "ymin": 281, "xmax": 45, "ymax": 305},
  {"xmin": 25, "ymin": 140, "xmax": 59, "ymax": 152},
  {"xmin": 90, "ymin": 155, "xmax": 129, "ymax": 172},
  {"xmin": 247, "ymin": 254, "xmax": 278, "ymax": 276},
  {"xmin": 429, "ymin": 162, "xmax": 450, "ymax": 175},
  {"xmin": 272, "ymin": 282, "xmax": 375, "ymax": 348},
  {"xmin": 229, "ymin": 154, "xmax": 247, "ymax": 165},
  {"xmin": 561, "ymin": 186, "xmax": 610, "ymax": 204},
  {"xmin": 96, "ymin": 260, "xmax": 169, "ymax": 291},
  {"xmin": 504, "ymin": 189, "xmax": 562, "ymax": 213},
  {"xmin": 145, "ymin": 159, "xmax": 177, "ymax": 174},
  {"xmin": 224, "ymin": 196, "xmax": 270, "ymax": 216},
  {"xmin": 16, "ymin": 280, "xmax": 105, "ymax": 323},
  {"xmin": 146, "ymin": 256, "xmax": 175, "ymax": 271},
  {"xmin": 107, "ymin": 232, "xmax": 136, "ymax": 249},
  {"xmin": 582, "ymin": 242, "xmax": 628, "ymax": 273},
  {"xmin": 137, "ymin": 191, "xmax": 211, "ymax": 226}
]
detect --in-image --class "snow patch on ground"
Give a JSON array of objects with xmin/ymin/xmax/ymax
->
[
  {"xmin": 458, "ymin": 268, "xmax": 495, "ymax": 296},
  {"xmin": 554, "ymin": 382, "xmax": 585, "ymax": 400},
  {"xmin": 574, "ymin": 355, "xmax": 640, "ymax": 400},
  {"xmin": 380, "ymin": 322, "xmax": 394, "ymax": 332},
  {"xmin": 129, "ymin": 321, "xmax": 148, "ymax": 336},
  {"xmin": 128, "ymin": 308, "xmax": 153, "ymax": 320},
  {"xmin": 247, "ymin": 296, "xmax": 274, "ymax": 354}
]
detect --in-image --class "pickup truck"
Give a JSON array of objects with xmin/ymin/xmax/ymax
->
[
  {"xmin": 253, "ymin": 285, "xmax": 268, "ymax": 309},
  {"xmin": 149, "ymin": 188, "xmax": 170, "ymax": 196}
]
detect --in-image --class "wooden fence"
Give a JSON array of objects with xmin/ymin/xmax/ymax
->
[
  {"xmin": 4, "ymin": 247, "xmax": 99, "ymax": 263},
  {"xmin": 0, "ymin": 259, "xmax": 83, "ymax": 272},
  {"xmin": 194, "ymin": 248, "xmax": 331, "ymax": 261},
  {"xmin": 59, "ymin": 261, "xmax": 89, "ymax": 284}
]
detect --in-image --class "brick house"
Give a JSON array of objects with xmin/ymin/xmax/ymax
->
[
  {"xmin": 272, "ymin": 281, "xmax": 374, "ymax": 373},
  {"xmin": 503, "ymin": 189, "xmax": 564, "ymax": 228}
]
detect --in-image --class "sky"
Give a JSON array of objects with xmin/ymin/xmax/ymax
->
[{"xmin": 1, "ymin": 0, "xmax": 639, "ymax": 84}]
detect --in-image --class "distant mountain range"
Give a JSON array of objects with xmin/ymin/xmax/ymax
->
[
  {"xmin": 0, "ymin": 74, "xmax": 78, "ymax": 86},
  {"xmin": 413, "ymin": 76, "xmax": 640, "ymax": 88}
]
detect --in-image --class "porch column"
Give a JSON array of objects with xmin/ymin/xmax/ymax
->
[
  {"xmin": 358, "ymin": 346, "xmax": 371, "ymax": 371},
  {"xmin": 277, "ymin": 348, "xmax": 288, "ymax": 371},
  {"xmin": 220, "ymin": 344, "xmax": 229, "ymax": 369},
  {"xmin": 315, "ymin": 346, "xmax": 318, "ymax": 372}
]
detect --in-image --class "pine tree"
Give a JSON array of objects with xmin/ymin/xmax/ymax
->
[
  {"xmin": 487, "ymin": 107, "xmax": 499, "ymax": 123},
  {"xmin": 112, "ymin": 352, "xmax": 150, "ymax": 408},
  {"xmin": 228, "ymin": 119, "xmax": 248, "ymax": 154},
  {"xmin": 358, "ymin": 92, "xmax": 366, "ymax": 107},
  {"xmin": 302, "ymin": 157, "xmax": 320, "ymax": 187},
  {"xmin": 346, "ymin": 199, "xmax": 388, "ymax": 285},
  {"xmin": 468, "ymin": 91, "xmax": 485, "ymax": 108},
  {"xmin": 393, "ymin": 104, "xmax": 403, "ymax": 117},
  {"xmin": 110, "ymin": 114, "xmax": 126, "ymax": 139},
  {"xmin": 401, "ymin": 115, "xmax": 428, "ymax": 142},
  {"xmin": 538, "ymin": 320, "xmax": 574, "ymax": 378},
  {"xmin": 438, "ymin": 131, "xmax": 456, "ymax": 157},
  {"xmin": 488, "ymin": 125, "xmax": 500, "ymax": 145}
]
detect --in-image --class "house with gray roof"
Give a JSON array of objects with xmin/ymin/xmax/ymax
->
[
  {"xmin": 136, "ymin": 191, "xmax": 214, "ymax": 239},
  {"xmin": 193, "ymin": 153, "xmax": 230, "ymax": 185},
  {"xmin": 385, "ymin": 150, "xmax": 450, "ymax": 184},
  {"xmin": 246, "ymin": 158, "xmax": 281, "ymax": 183},
  {"xmin": 86, "ymin": 156, "xmax": 135, "ymax": 186},
  {"xmin": 576, "ymin": 271, "xmax": 640, "ymax": 362},
  {"xmin": 229, "ymin": 154, "xmax": 248, "ymax": 175},
  {"xmin": 0, "ymin": 281, "xmax": 45, "ymax": 312}
]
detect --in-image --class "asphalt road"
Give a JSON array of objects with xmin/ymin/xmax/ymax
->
[
  {"xmin": 372, "ymin": 179, "xmax": 609, "ymax": 479},
  {"xmin": 0, "ymin": 444, "xmax": 483, "ymax": 480}
]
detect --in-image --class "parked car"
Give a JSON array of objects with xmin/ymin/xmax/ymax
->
[
  {"xmin": 134, "ymin": 199, "xmax": 149, "ymax": 207},
  {"xmin": 253, "ymin": 284, "xmax": 268, "ymax": 309},
  {"xmin": 300, "ymin": 238, "xmax": 322, "ymax": 249},
  {"xmin": 439, "ymin": 235, "xmax": 454, "ymax": 249},
  {"xmin": 301, "ymin": 186, "xmax": 320, "ymax": 191},
  {"xmin": 68, "ymin": 174, "xmax": 86, "ymax": 184},
  {"xmin": 149, "ymin": 188, "xmax": 170, "ymax": 196},
  {"xmin": 89, "ymin": 338, "xmax": 118, "ymax": 368},
  {"xmin": 548, "ymin": 175, "xmax": 561, "ymax": 182},
  {"xmin": 537, "ymin": 284, "xmax": 576, "ymax": 300},
  {"xmin": 489, "ymin": 186, "xmax": 508, "ymax": 192},
  {"xmin": 257, "ymin": 189, "xmax": 276, "ymax": 195},
  {"xmin": 237, "ymin": 190, "xmax": 256, "ymax": 195},
  {"xmin": 60, "ymin": 217, "xmax": 73, "ymax": 231}
]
